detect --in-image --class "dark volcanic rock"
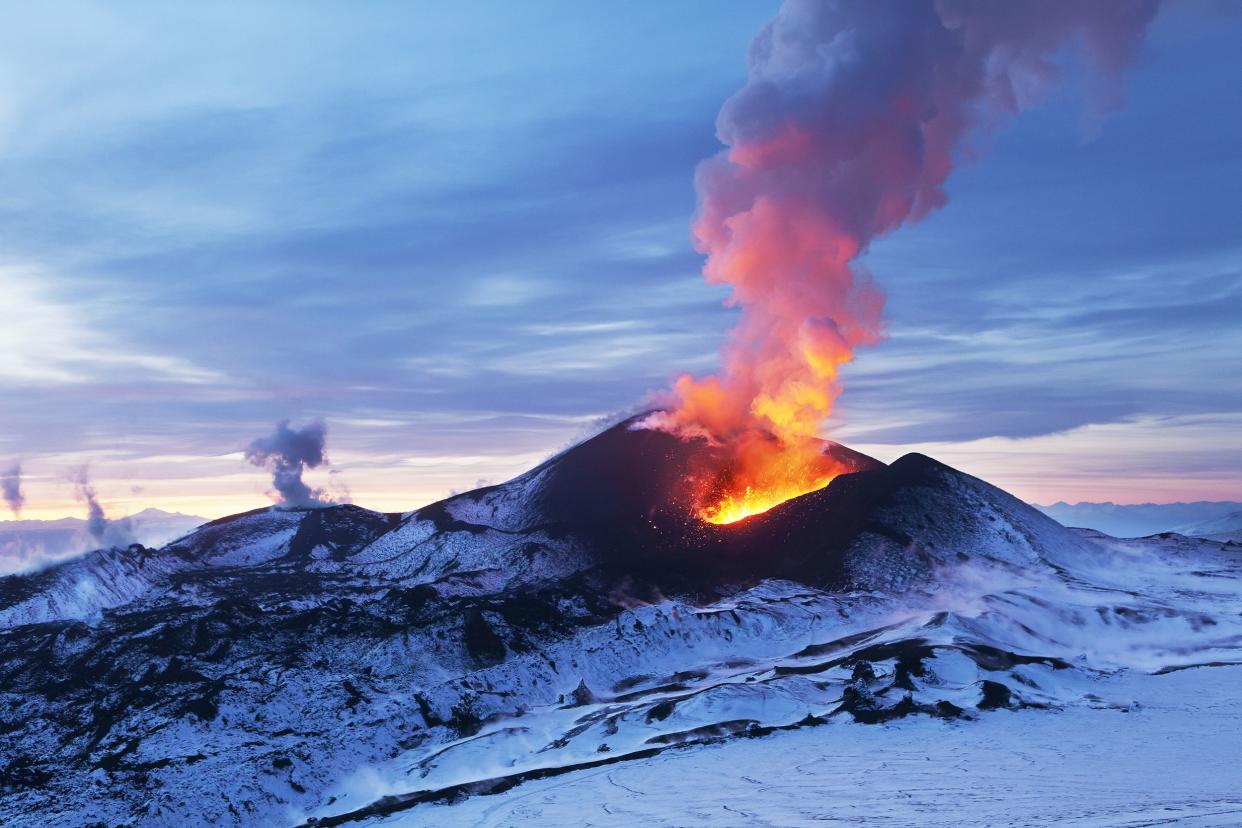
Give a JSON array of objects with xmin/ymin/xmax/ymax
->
[
  {"xmin": 693, "ymin": 451, "xmax": 1097, "ymax": 591},
  {"xmin": 0, "ymin": 416, "xmax": 1196, "ymax": 827}
]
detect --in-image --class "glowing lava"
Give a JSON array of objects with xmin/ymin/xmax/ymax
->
[
  {"xmin": 691, "ymin": 431, "xmax": 847, "ymax": 525},
  {"xmin": 699, "ymin": 477, "xmax": 832, "ymax": 525}
]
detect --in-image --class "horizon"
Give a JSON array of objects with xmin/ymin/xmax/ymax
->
[
  {"xmin": 2, "ymin": 2, "xmax": 1239, "ymax": 523},
  {"xmin": 9, "ymin": 447, "xmax": 1242, "ymax": 526}
]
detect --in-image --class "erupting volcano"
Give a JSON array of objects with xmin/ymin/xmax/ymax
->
[
  {"xmin": 5, "ymin": 0, "xmax": 1239, "ymax": 825},
  {"xmin": 648, "ymin": 0, "xmax": 1159, "ymax": 524}
]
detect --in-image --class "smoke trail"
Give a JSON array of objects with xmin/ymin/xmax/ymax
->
[
  {"xmin": 245, "ymin": 420, "xmax": 331, "ymax": 507},
  {"xmin": 654, "ymin": 0, "xmax": 1160, "ymax": 520},
  {"xmin": 2, "ymin": 462, "xmax": 23, "ymax": 518},
  {"xmin": 72, "ymin": 468, "xmax": 134, "ymax": 548}
]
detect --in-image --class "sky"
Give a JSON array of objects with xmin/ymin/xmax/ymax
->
[{"xmin": 1, "ymin": 1, "xmax": 1239, "ymax": 522}]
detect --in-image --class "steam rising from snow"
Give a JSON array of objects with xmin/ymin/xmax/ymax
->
[{"xmin": 245, "ymin": 419, "xmax": 332, "ymax": 507}]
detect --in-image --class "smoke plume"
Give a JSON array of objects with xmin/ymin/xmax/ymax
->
[
  {"xmin": 653, "ymin": 0, "xmax": 1160, "ymax": 521},
  {"xmin": 245, "ymin": 420, "xmax": 331, "ymax": 507},
  {"xmin": 2, "ymin": 462, "xmax": 23, "ymax": 518},
  {"xmin": 72, "ymin": 468, "xmax": 134, "ymax": 548}
]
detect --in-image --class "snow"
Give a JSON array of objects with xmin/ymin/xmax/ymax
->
[
  {"xmin": 392, "ymin": 665, "xmax": 1242, "ymax": 828},
  {"xmin": 1173, "ymin": 509, "xmax": 1242, "ymax": 543},
  {"xmin": 2, "ymin": 438, "xmax": 1240, "ymax": 827},
  {"xmin": 0, "ymin": 545, "xmax": 187, "ymax": 626},
  {"xmin": 291, "ymin": 532, "xmax": 1242, "ymax": 827}
]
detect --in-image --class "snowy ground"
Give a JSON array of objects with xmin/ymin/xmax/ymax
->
[
  {"xmin": 387, "ymin": 665, "xmax": 1242, "ymax": 828},
  {"xmin": 3, "ymin": 437, "xmax": 1239, "ymax": 827}
]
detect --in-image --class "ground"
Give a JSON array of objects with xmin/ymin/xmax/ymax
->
[{"xmin": 389, "ymin": 666, "xmax": 1242, "ymax": 828}]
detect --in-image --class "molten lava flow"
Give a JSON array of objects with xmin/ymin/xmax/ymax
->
[
  {"xmin": 691, "ymin": 430, "xmax": 847, "ymax": 525},
  {"xmin": 698, "ymin": 466, "xmax": 836, "ymax": 525},
  {"xmin": 648, "ymin": 1, "xmax": 1158, "ymax": 524}
]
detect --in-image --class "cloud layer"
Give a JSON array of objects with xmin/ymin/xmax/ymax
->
[{"xmin": 0, "ymin": 3, "xmax": 1237, "ymax": 515}]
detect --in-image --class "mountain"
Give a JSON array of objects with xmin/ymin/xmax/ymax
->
[
  {"xmin": 1032, "ymin": 500, "xmax": 1242, "ymax": 538},
  {"xmin": 0, "ymin": 508, "xmax": 209, "ymax": 575},
  {"xmin": 1172, "ymin": 509, "xmax": 1242, "ymax": 542},
  {"xmin": 0, "ymin": 419, "xmax": 1239, "ymax": 826}
]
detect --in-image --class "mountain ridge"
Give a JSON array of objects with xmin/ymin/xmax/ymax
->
[
  {"xmin": 1032, "ymin": 499, "xmax": 1242, "ymax": 538},
  {"xmin": 1, "ymin": 420, "xmax": 1239, "ymax": 826},
  {"xmin": 0, "ymin": 508, "xmax": 209, "ymax": 576}
]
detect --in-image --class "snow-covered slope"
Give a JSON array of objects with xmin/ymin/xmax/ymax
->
[
  {"xmin": 0, "ymin": 508, "xmax": 207, "ymax": 575},
  {"xmin": 0, "ymin": 420, "xmax": 1239, "ymax": 826},
  {"xmin": 398, "ymin": 664, "xmax": 1242, "ymax": 828},
  {"xmin": 0, "ymin": 544, "xmax": 183, "ymax": 628},
  {"xmin": 0, "ymin": 506, "xmax": 399, "ymax": 627},
  {"xmin": 1173, "ymin": 508, "xmax": 1242, "ymax": 542}
]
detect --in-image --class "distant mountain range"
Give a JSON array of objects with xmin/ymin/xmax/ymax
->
[
  {"xmin": 0, "ymin": 508, "xmax": 208, "ymax": 574},
  {"xmin": 1033, "ymin": 501, "xmax": 1242, "ymax": 538}
]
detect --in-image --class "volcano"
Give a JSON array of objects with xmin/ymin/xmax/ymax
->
[{"xmin": 1, "ymin": 422, "xmax": 1240, "ymax": 826}]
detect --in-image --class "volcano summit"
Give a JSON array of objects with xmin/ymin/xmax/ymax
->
[{"xmin": 2, "ymin": 420, "xmax": 1240, "ymax": 826}]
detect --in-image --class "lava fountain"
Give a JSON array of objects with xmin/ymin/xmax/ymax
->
[{"xmin": 646, "ymin": 0, "xmax": 1159, "ymax": 523}]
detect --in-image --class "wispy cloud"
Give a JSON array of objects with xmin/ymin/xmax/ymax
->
[
  {"xmin": 0, "ymin": 266, "xmax": 225, "ymax": 386},
  {"xmin": 0, "ymin": 2, "xmax": 1236, "ymax": 519},
  {"xmin": 852, "ymin": 413, "xmax": 1242, "ymax": 505}
]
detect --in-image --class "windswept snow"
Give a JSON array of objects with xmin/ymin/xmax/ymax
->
[
  {"xmin": 392, "ymin": 665, "xmax": 1242, "ymax": 828},
  {"xmin": 1, "ymin": 424, "xmax": 1239, "ymax": 826}
]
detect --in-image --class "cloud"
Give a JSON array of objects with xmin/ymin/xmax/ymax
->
[
  {"xmin": 245, "ymin": 420, "xmax": 332, "ymax": 507},
  {"xmin": 850, "ymin": 412, "xmax": 1242, "ymax": 505},
  {"xmin": 0, "ymin": 1, "xmax": 1236, "ymax": 515},
  {"xmin": 0, "ymin": 266, "xmax": 225, "ymax": 387}
]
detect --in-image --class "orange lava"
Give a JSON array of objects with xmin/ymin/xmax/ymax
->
[
  {"xmin": 688, "ymin": 430, "xmax": 847, "ymax": 525},
  {"xmin": 646, "ymin": 197, "xmax": 878, "ymax": 527},
  {"xmin": 699, "ymin": 477, "xmax": 833, "ymax": 524}
]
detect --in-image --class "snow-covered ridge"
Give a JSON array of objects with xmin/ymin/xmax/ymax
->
[
  {"xmin": 0, "ymin": 420, "xmax": 1239, "ymax": 826},
  {"xmin": 0, "ymin": 508, "xmax": 207, "ymax": 575}
]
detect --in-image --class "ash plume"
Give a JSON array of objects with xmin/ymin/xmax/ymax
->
[
  {"xmin": 653, "ymin": 0, "xmax": 1161, "ymax": 516},
  {"xmin": 2, "ymin": 462, "xmax": 23, "ymax": 518},
  {"xmin": 245, "ymin": 420, "xmax": 331, "ymax": 507},
  {"xmin": 72, "ymin": 468, "xmax": 134, "ymax": 549}
]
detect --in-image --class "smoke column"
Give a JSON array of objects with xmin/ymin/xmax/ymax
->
[
  {"xmin": 72, "ymin": 468, "xmax": 134, "ymax": 548},
  {"xmin": 245, "ymin": 420, "xmax": 331, "ymax": 507},
  {"xmin": 2, "ymin": 462, "xmax": 23, "ymax": 518},
  {"xmin": 654, "ymin": 0, "xmax": 1161, "ymax": 523}
]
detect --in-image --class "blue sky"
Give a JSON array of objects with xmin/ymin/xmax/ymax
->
[{"xmin": 1, "ymin": 1, "xmax": 1239, "ymax": 519}]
